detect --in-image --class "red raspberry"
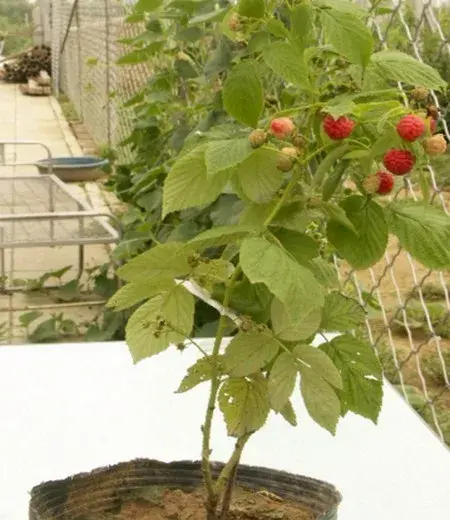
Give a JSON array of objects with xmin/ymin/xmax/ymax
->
[
  {"xmin": 396, "ymin": 115, "xmax": 425, "ymax": 142},
  {"xmin": 383, "ymin": 149, "xmax": 415, "ymax": 175},
  {"xmin": 376, "ymin": 171, "xmax": 394, "ymax": 195},
  {"xmin": 323, "ymin": 115, "xmax": 355, "ymax": 140},
  {"xmin": 363, "ymin": 171, "xmax": 394, "ymax": 195},
  {"xmin": 270, "ymin": 118, "xmax": 295, "ymax": 140}
]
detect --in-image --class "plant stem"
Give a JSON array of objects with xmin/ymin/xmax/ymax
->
[
  {"xmin": 201, "ymin": 266, "xmax": 242, "ymax": 519},
  {"xmin": 263, "ymin": 168, "xmax": 302, "ymax": 227},
  {"xmin": 215, "ymin": 433, "xmax": 251, "ymax": 497}
]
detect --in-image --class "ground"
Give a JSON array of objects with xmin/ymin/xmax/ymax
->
[{"xmin": 0, "ymin": 83, "xmax": 119, "ymax": 343}]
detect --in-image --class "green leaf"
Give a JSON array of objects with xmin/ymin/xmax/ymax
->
[
  {"xmin": 177, "ymin": 356, "xmax": 218, "ymax": 393},
  {"xmin": 321, "ymin": 9, "xmax": 373, "ymax": 67},
  {"xmin": 135, "ymin": 0, "xmax": 163, "ymax": 12},
  {"xmin": 321, "ymin": 292, "xmax": 366, "ymax": 332},
  {"xmin": 327, "ymin": 196, "xmax": 388, "ymax": 269},
  {"xmin": 219, "ymin": 376, "xmax": 270, "ymax": 437},
  {"xmin": 163, "ymin": 145, "xmax": 230, "ymax": 217},
  {"xmin": 262, "ymin": 42, "xmax": 311, "ymax": 90},
  {"xmin": 294, "ymin": 345, "xmax": 342, "ymax": 389},
  {"xmin": 323, "ymin": 98, "xmax": 356, "ymax": 119},
  {"xmin": 370, "ymin": 128, "xmax": 402, "ymax": 158},
  {"xmin": 193, "ymin": 260, "xmax": 234, "ymax": 287},
  {"xmin": 370, "ymin": 51, "xmax": 447, "ymax": 90},
  {"xmin": 233, "ymin": 147, "xmax": 283, "ymax": 204},
  {"xmin": 187, "ymin": 225, "xmax": 258, "ymax": 250},
  {"xmin": 107, "ymin": 279, "xmax": 176, "ymax": 311},
  {"xmin": 223, "ymin": 331, "xmax": 280, "ymax": 377},
  {"xmin": 320, "ymin": 335, "xmax": 383, "ymax": 422},
  {"xmin": 240, "ymin": 237, "xmax": 324, "ymax": 320},
  {"xmin": 117, "ymin": 242, "xmax": 191, "ymax": 283},
  {"xmin": 228, "ymin": 279, "xmax": 273, "ymax": 324},
  {"xmin": 223, "ymin": 61, "xmax": 264, "ymax": 127},
  {"xmin": 318, "ymin": 201, "xmax": 356, "ymax": 233},
  {"xmin": 238, "ymin": 0, "xmax": 265, "ymax": 18},
  {"xmin": 316, "ymin": 0, "xmax": 366, "ymax": 17},
  {"xmin": 279, "ymin": 400, "xmax": 297, "ymax": 426},
  {"xmin": 205, "ymin": 139, "xmax": 254, "ymax": 177},
  {"xmin": 291, "ymin": 4, "xmax": 313, "ymax": 48},
  {"xmin": 274, "ymin": 229, "xmax": 320, "ymax": 264},
  {"xmin": 387, "ymin": 201, "xmax": 450, "ymax": 269},
  {"xmin": 126, "ymin": 285, "xmax": 195, "ymax": 363},
  {"xmin": 313, "ymin": 144, "xmax": 350, "ymax": 187},
  {"xmin": 300, "ymin": 368, "xmax": 340, "ymax": 434},
  {"xmin": 20, "ymin": 311, "xmax": 43, "ymax": 328},
  {"xmin": 271, "ymin": 298, "xmax": 321, "ymax": 341},
  {"xmin": 268, "ymin": 352, "xmax": 298, "ymax": 411},
  {"xmin": 307, "ymin": 258, "xmax": 339, "ymax": 289},
  {"xmin": 188, "ymin": 7, "xmax": 230, "ymax": 26}
]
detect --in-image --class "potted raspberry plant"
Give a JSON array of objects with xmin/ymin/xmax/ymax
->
[{"xmin": 30, "ymin": 0, "xmax": 449, "ymax": 519}]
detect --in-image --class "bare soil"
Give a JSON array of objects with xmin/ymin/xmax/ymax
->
[{"xmin": 80, "ymin": 486, "xmax": 314, "ymax": 520}]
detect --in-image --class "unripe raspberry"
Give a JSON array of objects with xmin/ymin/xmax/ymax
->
[
  {"xmin": 280, "ymin": 146, "xmax": 299, "ymax": 158},
  {"xmin": 292, "ymin": 134, "xmax": 307, "ymax": 150},
  {"xmin": 270, "ymin": 117, "xmax": 295, "ymax": 140},
  {"xmin": 363, "ymin": 171, "xmax": 394, "ymax": 195},
  {"xmin": 411, "ymin": 86, "xmax": 429, "ymax": 101},
  {"xmin": 383, "ymin": 149, "xmax": 415, "ymax": 175},
  {"xmin": 228, "ymin": 13, "xmax": 241, "ymax": 32},
  {"xmin": 423, "ymin": 134, "xmax": 447, "ymax": 156},
  {"xmin": 248, "ymin": 129, "xmax": 267, "ymax": 148},
  {"xmin": 396, "ymin": 114, "xmax": 425, "ymax": 142},
  {"xmin": 323, "ymin": 115, "xmax": 355, "ymax": 140},
  {"xmin": 277, "ymin": 153, "xmax": 294, "ymax": 172},
  {"xmin": 427, "ymin": 105, "xmax": 439, "ymax": 119}
]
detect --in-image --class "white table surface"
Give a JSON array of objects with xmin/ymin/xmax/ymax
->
[{"xmin": 0, "ymin": 339, "xmax": 449, "ymax": 520}]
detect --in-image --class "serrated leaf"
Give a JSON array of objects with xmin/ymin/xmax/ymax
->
[
  {"xmin": 279, "ymin": 400, "xmax": 297, "ymax": 426},
  {"xmin": 370, "ymin": 128, "xmax": 402, "ymax": 158},
  {"xmin": 187, "ymin": 225, "xmax": 258, "ymax": 250},
  {"xmin": 320, "ymin": 334, "xmax": 383, "ymax": 422},
  {"xmin": 271, "ymin": 298, "xmax": 321, "ymax": 341},
  {"xmin": 229, "ymin": 279, "xmax": 273, "ymax": 324},
  {"xmin": 307, "ymin": 258, "xmax": 339, "ymax": 289},
  {"xmin": 314, "ymin": 144, "xmax": 350, "ymax": 187},
  {"xmin": 268, "ymin": 352, "xmax": 298, "ymax": 411},
  {"xmin": 238, "ymin": 0, "xmax": 265, "ymax": 18},
  {"xmin": 262, "ymin": 42, "xmax": 311, "ymax": 90},
  {"xmin": 300, "ymin": 368, "xmax": 340, "ymax": 434},
  {"xmin": 388, "ymin": 201, "xmax": 450, "ymax": 269},
  {"xmin": 240, "ymin": 237, "xmax": 324, "ymax": 320},
  {"xmin": 223, "ymin": 61, "xmax": 263, "ymax": 127},
  {"xmin": 319, "ymin": 201, "xmax": 356, "ymax": 233},
  {"xmin": 219, "ymin": 376, "xmax": 270, "ymax": 437},
  {"xmin": 163, "ymin": 146, "xmax": 230, "ymax": 217},
  {"xmin": 223, "ymin": 331, "xmax": 280, "ymax": 377},
  {"xmin": 321, "ymin": 9, "xmax": 373, "ymax": 67},
  {"xmin": 117, "ymin": 242, "xmax": 191, "ymax": 283},
  {"xmin": 274, "ymin": 229, "xmax": 319, "ymax": 265},
  {"xmin": 107, "ymin": 279, "xmax": 176, "ymax": 311},
  {"xmin": 177, "ymin": 356, "xmax": 218, "ymax": 393},
  {"xmin": 327, "ymin": 196, "xmax": 388, "ymax": 269},
  {"xmin": 294, "ymin": 344, "xmax": 342, "ymax": 389},
  {"xmin": 205, "ymin": 139, "xmax": 254, "ymax": 177},
  {"xmin": 321, "ymin": 292, "xmax": 366, "ymax": 332},
  {"xmin": 323, "ymin": 99, "xmax": 356, "ymax": 119},
  {"xmin": 370, "ymin": 51, "xmax": 447, "ymax": 90},
  {"xmin": 126, "ymin": 285, "xmax": 195, "ymax": 363},
  {"xmin": 291, "ymin": 4, "xmax": 313, "ymax": 48},
  {"xmin": 193, "ymin": 260, "xmax": 234, "ymax": 289},
  {"xmin": 234, "ymin": 147, "xmax": 283, "ymax": 203},
  {"xmin": 317, "ymin": 0, "xmax": 366, "ymax": 16}
]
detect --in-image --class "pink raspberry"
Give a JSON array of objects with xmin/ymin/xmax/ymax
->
[
  {"xmin": 323, "ymin": 115, "xmax": 355, "ymax": 140},
  {"xmin": 396, "ymin": 115, "xmax": 425, "ymax": 142},
  {"xmin": 363, "ymin": 171, "xmax": 394, "ymax": 195},
  {"xmin": 383, "ymin": 149, "xmax": 415, "ymax": 175},
  {"xmin": 269, "ymin": 118, "xmax": 295, "ymax": 140}
]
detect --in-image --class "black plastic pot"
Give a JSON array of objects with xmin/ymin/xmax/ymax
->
[{"xmin": 29, "ymin": 459, "xmax": 341, "ymax": 520}]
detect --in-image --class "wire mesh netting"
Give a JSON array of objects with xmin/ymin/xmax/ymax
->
[{"xmin": 36, "ymin": 0, "xmax": 450, "ymax": 444}]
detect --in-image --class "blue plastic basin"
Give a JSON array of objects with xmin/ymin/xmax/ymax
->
[{"xmin": 35, "ymin": 156, "xmax": 109, "ymax": 182}]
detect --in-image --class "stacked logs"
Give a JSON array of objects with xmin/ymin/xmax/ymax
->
[{"xmin": 3, "ymin": 45, "xmax": 52, "ymax": 84}]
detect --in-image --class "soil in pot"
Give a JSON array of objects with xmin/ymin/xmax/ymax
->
[
  {"xmin": 85, "ymin": 485, "xmax": 314, "ymax": 520},
  {"xmin": 30, "ymin": 460, "xmax": 340, "ymax": 520}
]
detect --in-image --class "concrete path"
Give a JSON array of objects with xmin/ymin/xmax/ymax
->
[{"xmin": 0, "ymin": 83, "xmax": 118, "ymax": 344}]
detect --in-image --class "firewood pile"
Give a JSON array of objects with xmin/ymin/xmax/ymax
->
[{"xmin": 2, "ymin": 45, "xmax": 52, "ymax": 84}]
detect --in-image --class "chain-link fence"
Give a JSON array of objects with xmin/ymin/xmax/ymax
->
[{"xmin": 36, "ymin": 0, "xmax": 450, "ymax": 444}]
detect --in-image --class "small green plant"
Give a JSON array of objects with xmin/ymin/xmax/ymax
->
[
  {"xmin": 108, "ymin": 0, "xmax": 450, "ymax": 515},
  {"xmin": 393, "ymin": 301, "xmax": 450, "ymax": 338},
  {"xmin": 422, "ymin": 348, "xmax": 450, "ymax": 386}
]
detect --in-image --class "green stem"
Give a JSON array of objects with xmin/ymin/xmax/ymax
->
[{"xmin": 201, "ymin": 266, "xmax": 242, "ymax": 517}]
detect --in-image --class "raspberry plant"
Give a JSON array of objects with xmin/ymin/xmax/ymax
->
[{"xmin": 110, "ymin": 0, "xmax": 449, "ymax": 518}]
